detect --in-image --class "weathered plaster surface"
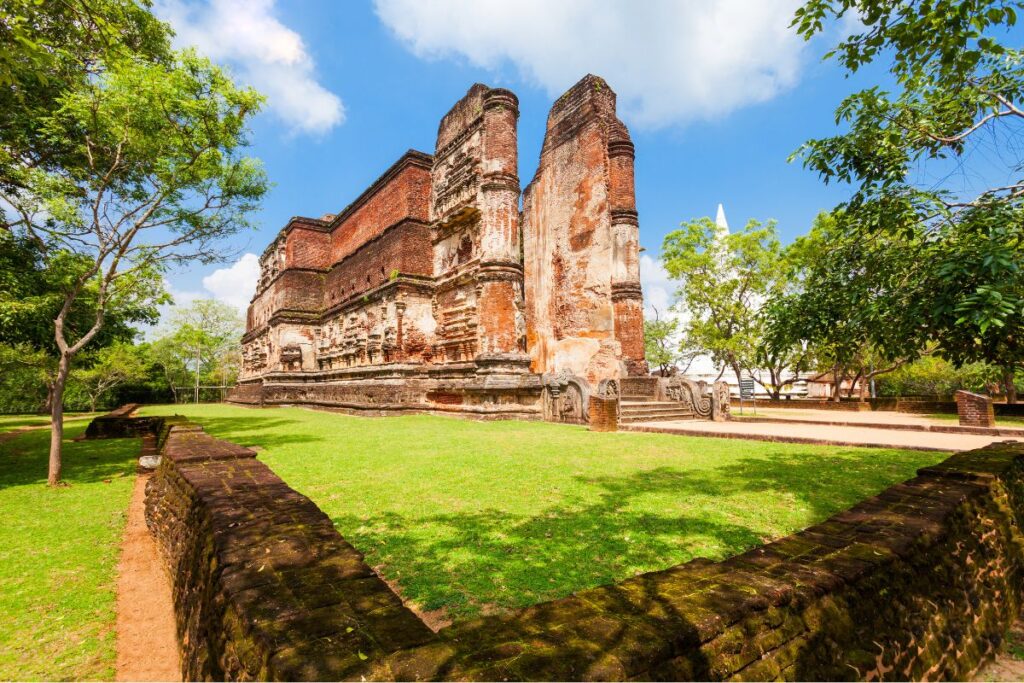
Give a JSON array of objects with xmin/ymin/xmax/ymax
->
[{"xmin": 235, "ymin": 76, "xmax": 647, "ymax": 418}]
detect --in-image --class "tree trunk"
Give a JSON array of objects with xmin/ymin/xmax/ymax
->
[
  {"xmin": 40, "ymin": 382, "xmax": 54, "ymax": 415},
  {"xmin": 48, "ymin": 354, "xmax": 70, "ymax": 486},
  {"xmin": 195, "ymin": 347, "xmax": 201, "ymax": 403},
  {"xmin": 1005, "ymin": 367, "xmax": 1018, "ymax": 404},
  {"xmin": 832, "ymin": 366, "xmax": 842, "ymax": 403}
]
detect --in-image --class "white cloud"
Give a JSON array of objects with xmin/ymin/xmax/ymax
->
[
  {"xmin": 202, "ymin": 252, "xmax": 260, "ymax": 313},
  {"xmin": 374, "ymin": 0, "xmax": 805, "ymax": 128},
  {"xmin": 640, "ymin": 253, "xmax": 677, "ymax": 319},
  {"xmin": 156, "ymin": 0, "xmax": 344, "ymax": 135},
  {"xmin": 165, "ymin": 282, "xmax": 204, "ymax": 309}
]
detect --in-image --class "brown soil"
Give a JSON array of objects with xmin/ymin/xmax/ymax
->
[{"xmin": 115, "ymin": 472, "xmax": 180, "ymax": 681}]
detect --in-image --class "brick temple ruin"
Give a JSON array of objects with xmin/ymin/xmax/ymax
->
[{"xmin": 229, "ymin": 75, "xmax": 726, "ymax": 423}]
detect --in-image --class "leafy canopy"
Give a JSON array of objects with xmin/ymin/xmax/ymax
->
[
  {"xmin": 661, "ymin": 216, "xmax": 787, "ymax": 382},
  {"xmin": 791, "ymin": 0, "xmax": 1024, "ymax": 374}
]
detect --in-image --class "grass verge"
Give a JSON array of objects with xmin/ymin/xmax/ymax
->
[{"xmin": 0, "ymin": 421, "xmax": 138, "ymax": 680}]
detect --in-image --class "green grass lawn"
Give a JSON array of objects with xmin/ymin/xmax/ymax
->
[
  {"xmin": 927, "ymin": 412, "xmax": 1024, "ymax": 427},
  {"xmin": 0, "ymin": 421, "xmax": 138, "ymax": 681},
  {"xmin": 141, "ymin": 403, "xmax": 947, "ymax": 623},
  {"xmin": 0, "ymin": 412, "xmax": 97, "ymax": 434}
]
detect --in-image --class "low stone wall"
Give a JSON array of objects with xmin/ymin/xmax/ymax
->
[
  {"xmin": 730, "ymin": 398, "xmax": 873, "ymax": 412},
  {"xmin": 144, "ymin": 419, "xmax": 1024, "ymax": 681},
  {"xmin": 144, "ymin": 424, "xmax": 435, "ymax": 680},
  {"xmin": 957, "ymin": 390, "xmax": 996, "ymax": 427},
  {"xmin": 83, "ymin": 403, "xmax": 168, "ymax": 440}
]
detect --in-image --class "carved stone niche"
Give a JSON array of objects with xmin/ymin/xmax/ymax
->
[
  {"xmin": 279, "ymin": 345, "xmax": 303, "ymax": 372},
  {"xmin": 541, "ymin": 370, "xmax": 591, "ymax": 425},
  {"xmin": 711, "ymin": 381, "xmax": 731, "ymax": 422},
  {"xmin": 594, "ymin": 378, "xmax": 620, "ymax": 419}
]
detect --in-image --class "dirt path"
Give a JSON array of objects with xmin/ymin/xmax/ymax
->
[{"xmin": 116, "ymin": 472, "xmax": 180, "ymax": 682}]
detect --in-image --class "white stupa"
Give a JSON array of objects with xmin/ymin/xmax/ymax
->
[
  {"xmin": 681, "ymin": 204, "xmax": 734, "ymax": 386},
  {"xmin": 715, "ymin": 203, "xmax": 729, "ymax": 233}
]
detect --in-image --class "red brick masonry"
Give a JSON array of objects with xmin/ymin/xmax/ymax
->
[
  {"xmin": 120, "ymin": 410, "xmax": 1024, "ymax": 681},
  {"xmin": 588, "ymin": 396, "xmax": 618, "ymax": 432},
  {"xmin": 956, "ymin": 390, "xmax": 996, "ymax": 428}
]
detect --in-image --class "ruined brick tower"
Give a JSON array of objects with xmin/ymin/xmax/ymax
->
[{"xmin": 230, "ymin": 75, "xmax": 647, "ymax": 422}]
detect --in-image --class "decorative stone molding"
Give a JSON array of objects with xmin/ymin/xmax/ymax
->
[
  {"xmin": 662, "ymin": 376, "xmax": 713, "ymax": 419},
  {"xmin": 541, "ymin": 370, "xmax": 591, "ymax": 424}
]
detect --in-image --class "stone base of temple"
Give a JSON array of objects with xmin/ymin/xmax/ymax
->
[{"xmin": 227, "ymin": 361, "xmax": 546, "ymax": 420}]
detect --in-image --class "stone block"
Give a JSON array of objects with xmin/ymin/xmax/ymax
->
[{"xmin": 956, "ymin": 390, "xmax": 995, "ymax": 427}]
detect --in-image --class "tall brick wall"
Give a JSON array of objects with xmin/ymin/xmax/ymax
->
[
  {"xmin": 322, "ymin": 220, "xmax": 432, "ymax": 310},
  {"xmin": 285, "ymin": 223, "xmax": 331, "ymax": 270},
  {"xmin": 431, "ymin": 84, "xmax": 526, "ymax": 364},
  {"xmin": 522, "ymin": 75, "xmax": 647, "ymax": 385},
  {"xmin": 235, "ymin": 76, "xmax": 651, "ymax": 418},
  {"xmin": 329, "ymin": 155, "xmax": 432, "ymax": 265},
  {"xmin": 142, "ymin": 416, "xmax": 1024, "ymax": 681}
]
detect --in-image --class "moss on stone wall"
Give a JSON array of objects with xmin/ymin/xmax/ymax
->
[{"xmin": 138, "ymin": 412, "xmax": 1024, "ymax": 681}]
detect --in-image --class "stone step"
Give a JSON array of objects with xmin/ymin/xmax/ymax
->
[
  {"xmin": 619, "ymin": 412, "xmax": 695, "ymax": 424},
  {"xmin": 618, "ymin": 400, "xmax": 696, "ymax": 423}
]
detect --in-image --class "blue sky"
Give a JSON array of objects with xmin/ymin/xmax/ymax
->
[{"xmin": 156, "ymin": 0, "xmax": 888, "ymax": 314}]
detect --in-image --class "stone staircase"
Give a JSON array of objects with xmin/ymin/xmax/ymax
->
[
  {"xmin": 619, "ymin": 400, "xmax": 695, "ymax": 424},
  {"xmin": 618, "ymin": 376, "xmax": 697, "ymax": 424}
]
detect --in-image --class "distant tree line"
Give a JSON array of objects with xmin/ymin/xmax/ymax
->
[{"xmin": 0, "ymin": 298, "xmax": 244, "ymax": 414}]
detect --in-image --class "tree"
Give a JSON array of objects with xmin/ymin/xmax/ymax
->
[
  {"xmin": 792, "ymin": 0, "xmax": 1024, "ymax": 400},
  {"xmin": 643, "ymin": 307, "xmax": 696, "ymax": 377},
  {"xmin": 148, "ymin": 336, "xmax": 191, "ymax": 404},
  {"xmin": 2, "ymin": 50, "xmax": 267, "ymax": 485},
  {"xmin": 0, "ymin": 344, "xmax": 54, "ymax": 413},
  {"xmin": 157, "ymin": 299, "xmax": 244, "ymax": 402},
  {"xmin": 0, "ymin": 232, "xmax": 160, "ymax": 411},
  {"xmin": 1, "ymin": 0, "xmax": 172, "ymax": 197},
  {"xmin": 661, "ymin": 216, "xmax": 801, "ymax": 394},
  {"xmin": 70, "ymin": 342, "xmax": 147, "ymax": 411},
  {"xmin": 762, "ymin": 213, "xmax": 920, "ymax": 401}
]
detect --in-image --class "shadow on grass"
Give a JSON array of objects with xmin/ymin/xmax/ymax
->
[
  {"xmin": 0, "ymin": 426, "xmax": 140, "ymax": 488},
  {"xmin": 330, "ymin": 446, "xmax": 939, "ymax": 621}
]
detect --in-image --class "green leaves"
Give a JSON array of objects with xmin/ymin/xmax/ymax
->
[
  {"xmin": 789, "ymin": 0, "xmax": 1024, "ymax": 377},
  {"xmin": 660, "ymin": 216, "xmax": 788, "ymax": 380}
]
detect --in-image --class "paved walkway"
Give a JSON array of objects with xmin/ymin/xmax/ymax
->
[
  {"xmin": 730, "ymin": 407, "xmax": 947, "ymax": 426},
  {"xmin": 625, "ymin": 418, "xmax": 1014, "ymax": 451}
]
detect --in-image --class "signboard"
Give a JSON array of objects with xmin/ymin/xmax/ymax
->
[{"xmin": 739, "ymin": 379, "xmax": 756, "ymax": 399}]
